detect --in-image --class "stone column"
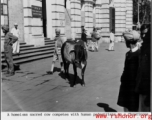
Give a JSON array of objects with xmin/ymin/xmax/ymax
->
[
  {"xmin": 1, "ymin": 0, "xmax": 9, "ymax": 52},
  {"xmin": 84, "ymin": 0, "xmax": 94, "ymax": 33},
  {"xmin": 114, "ymin": 0, "xmax": 126, "ymax": 41},
  {"xmin": 70, "ymin": 0, "xmax": 81, "ymax": 39},
  {"xmin": 23, "ymin": 0, "xmax": 32, "ymax": 45},
  {"xmin": 23, "ymin": 0, "xmax": 44, "ymax": 46},
  {"xmin": 8, "ymin": 0, "xmax": 24, "ymax": 42},
  {"xmin": 52, "ymin": 0, "xmax": 65, "ymax": 37},
  {"xmin": 100, "ymin": 0, "xmax": 110, "ymax": 38},
  {"xmin": 126, "ymin": 0, "xmax": 133, "ymax": 30},
  {"xmin": 95, "ymin": 4, "xmax": 101, "ymax": 28},
  {"xmin": 46, "ymin": 0, "xmax": 53, "ymax": 39}
]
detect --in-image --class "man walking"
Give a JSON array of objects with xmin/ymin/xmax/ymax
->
[
  {"xmin": 46, "ymin": 29, "xmax": 64, "ymax": 74},
  {"xmin": 81, "ymin": 27, "xmax": 88, "ymax": 49},
  {"xmin": 108, "ymin": 29, "xmax": 115, "ymax": 51},
  {"xmin": 11, "ymin": 23, "xmax": 20, "ymax": 55},
  {"xmin": 2, "ymin": 25, "xmax": 18, "ymax": 77}
]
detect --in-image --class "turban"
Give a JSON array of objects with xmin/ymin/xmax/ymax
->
[
  {"xmin": 14, "ymin": 23, "xmax": 18, "ymax": 25},
  {"xmin": 55, "ymin": 29, "xmax": 60, "ymax": 32},
  {"xmin": 2, "ymin": 25, "xmax": 9, "ymax": 32},
  {"xmin": 123, "ymin": 30, "xmax": 140, "ymax": 42}
]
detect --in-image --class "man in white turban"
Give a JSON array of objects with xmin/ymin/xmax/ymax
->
[
  {"xmin": 46, "ymin": 28, "xmax": 65, "ymax": 74},
  {"xmin": 11, "ymin": 23, "xmax": 20, "ymax": 55}
]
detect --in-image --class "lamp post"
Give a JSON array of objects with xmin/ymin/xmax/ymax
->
[
  {"xmin": 138, "ymin": 0, "xmax": 139, "ymax": 23},
  {"xmin": 137, "ymin": 0, "xmax": 141, "ymax": 29}
]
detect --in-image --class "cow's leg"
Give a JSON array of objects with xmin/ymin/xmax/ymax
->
[
  {"xmin": 63, "ymin": 62, "xmax": 67, "ymax": 77},
  {"xmin": 73, "ymin": 64, "xmax": 77, "ymax": 87},
  {"xmin": 66, "ymin": 62, "xmax": 70, "ymax": 78},
  {"xmin": 81, "ymin": 62, "xmax": 87, "ymax": 87}
]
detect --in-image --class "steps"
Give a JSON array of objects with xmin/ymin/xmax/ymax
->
[{"xmin": 2, "ymin": 38, "xmax": 55, "ymax": 65}]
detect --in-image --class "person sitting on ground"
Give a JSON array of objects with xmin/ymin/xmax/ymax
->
[
  {"xmin": 46, "ymin": 29, "xmax": 64, "ymax": 75},
  {"xmin": 117, "ymin": 30, "xmax": 140, "ymax": 112},
  {"xmin": 88, "ymin": 28, "xmax": 100, "ymax": 52}
]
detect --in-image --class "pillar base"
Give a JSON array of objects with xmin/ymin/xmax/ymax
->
[{"xmin": 1, "ymin": 38, "xmax": 4, "ymax": 52}]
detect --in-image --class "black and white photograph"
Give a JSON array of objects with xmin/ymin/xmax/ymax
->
[{"xmin": 1, "ymin": 0, "xmax": 151, "ymax": 116}]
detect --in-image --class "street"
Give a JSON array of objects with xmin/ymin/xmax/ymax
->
[{"xmin": 2, "ymin": 42, "xmax": 128, "ymax": 112}]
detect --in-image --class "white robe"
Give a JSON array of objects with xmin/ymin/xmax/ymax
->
[
  {"xmin": 109, "ymin": 32, "xmax": 115, "ymax": 50},
  {"xmin": 11, "ymin": 28, "xmax": 20, "ymax": 54}
]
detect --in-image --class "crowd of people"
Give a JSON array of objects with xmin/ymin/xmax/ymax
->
[{"xmin": 81, "ymin": 27, "xmax": 116, "ymax": 52}]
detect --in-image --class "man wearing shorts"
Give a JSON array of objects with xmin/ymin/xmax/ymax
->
[{"xmin": 47, "ymin": 29, "xmax": 64, "ymax": 74}]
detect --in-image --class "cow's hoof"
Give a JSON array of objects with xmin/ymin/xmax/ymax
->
[
  {"xmin": 70, "ymin": 84, "xmax": 75, "ymax": 87},
  {"xmin": 82, "ymin": 84, "xmax": 85, "ymax": 87},
  {"xmin": 46, "ymin": 71, "xmax": 53, "ymax": 75}
]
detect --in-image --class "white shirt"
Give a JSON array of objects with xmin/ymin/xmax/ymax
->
[
  {"xmin": 131, "ymin": 46, "xmax": 138, "ymax": 52},
  {"xmin": 11, "ymin": 27, "xmax": 20, "ymax": 38},
  {"xmin": 110, "ymin": 32, "xmax": 115, "ymax": 42}
]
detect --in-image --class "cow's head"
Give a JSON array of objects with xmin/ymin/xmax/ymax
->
[{"xmin": 70, "ymin": 44, "xmax": 87, "ymax": 66}]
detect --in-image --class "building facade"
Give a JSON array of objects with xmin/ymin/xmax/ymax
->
[{"xmin": 1, "ymin": 0, "xmax": 133, "ymax": 51}]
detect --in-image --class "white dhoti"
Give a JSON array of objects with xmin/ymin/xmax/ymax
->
[
  {"xmin": 11, "ymin": 27, "xmax": 20, "ymax": 54},
  {"xmin": 109, "ymin": 41, "xmax": 114, "ymax": 50},
  {"xmin": 88, "ymin": 41, "xmax": 98, "ymax": 51},
  {"xmin": 13, "ymin": 40, "xmax": 20, "ymax": 54}
]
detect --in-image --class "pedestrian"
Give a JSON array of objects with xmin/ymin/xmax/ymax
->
[
  {"xmin": 108, "ymin": 29, "xmax": 115, "ymax": 51},
  {"xmin": 81, "ymin": 28, "xmax": 88, "ymax": 49},
  {"xmin": 2, "ymin": 25, "xmax": 18, "ymax": 77},
  {"xmin": 46, "ymin": 29, "xmax": 64, "ymax": 74},
  {"xmin": 136, "ymin": 24, "xmax": 151, "ymax": 112},
  {"xmin": 117, "ymin": 30, "xmax": 140, "ymax": 112},
  {"xmin": 97, "ymin": 27, "xmax": 103, "ymax": 48},
  {"xmin": 11, "ymin": 23, "xmax": 20, "ymax": 55}
]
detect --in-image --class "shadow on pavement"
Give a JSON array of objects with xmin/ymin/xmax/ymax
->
[
  {"xmin": 2, "ymin": 64, "xmax": 20, "ymax": 71},
  {"xmin": 97, "ymin": 103, "xmax": 117, "ymax": 112},
  {"xmin": 53, "ymin": 67, "xmax": 61, "ymax": 72},
  {"xmin": 59, "ymin": 72, "xmax": 82, "ymax": 87}
]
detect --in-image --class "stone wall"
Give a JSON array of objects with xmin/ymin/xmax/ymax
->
[{"xmin": 8, "ymin": 0, "xmax": 24, "ymax": 42}]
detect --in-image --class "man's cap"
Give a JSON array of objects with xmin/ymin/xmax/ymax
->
[
  {"xmin": 14, "ymin": 23, "xmax": 18, "ymax": 25},
  {"xmin": 2, "ymin": 25, "xmax": 9, "ymax": 31},
  {"xmin": 55, "ymin": 28, "xmax": 60, "ymax": 32},
  {"xmin": 123, "ymin": 30, "xmax": 140, "ymax": 42}
]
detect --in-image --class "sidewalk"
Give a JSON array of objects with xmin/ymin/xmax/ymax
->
[{"xmin": 2, "ymin": 42, "xmax": 128, "ymax": 112}]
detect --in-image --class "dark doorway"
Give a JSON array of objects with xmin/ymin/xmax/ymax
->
[
  {"xmin": 42, "ymin": 0, "xmax": 47, "ymax": 37},
  {"xmin": 109, "ymin": 7, "xmax": 115, "ymax": 33}
]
